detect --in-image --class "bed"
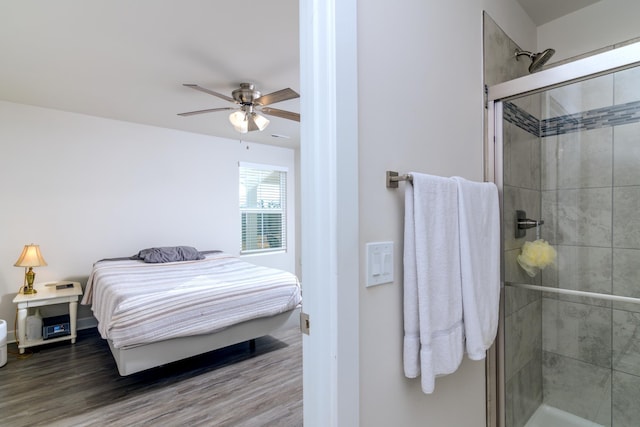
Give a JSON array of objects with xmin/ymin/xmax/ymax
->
[{"xmin": 81, "ymin": 249, "xmax": 302, "ymax": 375}]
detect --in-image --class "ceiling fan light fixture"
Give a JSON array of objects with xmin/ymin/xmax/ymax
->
[
  {"xmin": 252, "ymin": 113, "xmax": 270, "ymax": 131},
  {"xmin": 229, "ymin": 110, "xmax": 249, "ymax": 133},
  {"xmin": 229, "ymin": 109, "xmax": 270, "ymax": 133}
]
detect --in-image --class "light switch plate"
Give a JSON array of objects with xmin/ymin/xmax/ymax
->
[{"xmin": 366, "ymin": 241, "xmax": 394, "ymax": 287}]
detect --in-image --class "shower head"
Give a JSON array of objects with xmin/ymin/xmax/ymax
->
[{"xmin": 515, "ymin": 48, "xmax": 556, "ymax": 73}]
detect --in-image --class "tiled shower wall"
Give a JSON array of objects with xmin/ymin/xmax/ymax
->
[
  {"xmin": 502, "ymin": 94, "xmax": 543, "ymax": 427},
  {"xmin": 505, "ymin": 66, "xmax": 640, "ymax": 426},
  {"xmin": 483, "ymin": 12, "xmax": 544, "ymax": 427},
  {"xmin": 540, "ymin": 67, "xmax": 640, "ymax": 426}
]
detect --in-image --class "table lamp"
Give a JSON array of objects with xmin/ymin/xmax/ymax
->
[{"xmin": 14, "ymin": 244, "xmax": 47, "ymax": 294}]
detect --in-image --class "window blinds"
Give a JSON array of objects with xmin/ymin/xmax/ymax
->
[{"xmin": 239, "ymin": 164, "xmax": 287, "ymax": 253}]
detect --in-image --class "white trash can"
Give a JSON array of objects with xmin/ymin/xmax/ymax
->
[{"xmin": 0, "ymin": 319, "xmax": 7, "ymax": 367}]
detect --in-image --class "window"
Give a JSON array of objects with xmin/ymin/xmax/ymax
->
[{"xmin": 239, "ymin": 163, "xmax": 287, "ymax": 254}]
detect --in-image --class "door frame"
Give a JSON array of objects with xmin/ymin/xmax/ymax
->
[{"xmin": 300, "ymin": 1, "xmax": 360, "ymax": 426}]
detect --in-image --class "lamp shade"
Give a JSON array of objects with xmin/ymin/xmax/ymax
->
[
  {"xmin": 252, "ymin": 113, "xmax": 270, "ymax": 131},
  {"xmin": 229, "ymin": 110, "xmax": 249, "ymax": 133},
  {"xmin": 14, "ymin": 244, "xmax": 47, "ymax": 268}
]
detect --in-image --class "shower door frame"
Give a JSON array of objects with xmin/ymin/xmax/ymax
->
[{"xmin": 486, "ymin": 41, "xmax": 640, "ymax": 427}]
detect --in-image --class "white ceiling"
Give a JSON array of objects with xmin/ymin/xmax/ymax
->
[
  {"xmin": 0, "ymin": 1, "xmax": 602, "ymax": 150},
  {"xmin": 0, "ymin": 1, "xmax": 300, "ymax": 149},
  {"xmin": 516, "ymin": 0, "xmax": 602, "ymax": 25}
]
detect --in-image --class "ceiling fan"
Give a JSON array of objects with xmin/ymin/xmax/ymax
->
[{"xmin": 178, "ymin": 82, "xmax": 300, "ymax": 133}]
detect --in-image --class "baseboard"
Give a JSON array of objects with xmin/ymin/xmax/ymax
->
[{"xmin": 77, "ymin": 316, "xmax": 98, "ymax": 331}]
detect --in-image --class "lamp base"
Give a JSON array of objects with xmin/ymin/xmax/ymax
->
[{"xmin": 23, "ymin": 267, "xmax": 37, "ymax": 294}]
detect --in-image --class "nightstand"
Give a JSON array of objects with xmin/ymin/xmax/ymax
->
[{"xmin": 12, "ymin": 281, "xmax": 83, "ymax": 354}]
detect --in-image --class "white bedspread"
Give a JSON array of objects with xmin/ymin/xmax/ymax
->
[{"xmin": 82, "ymin": 252, "xmax": 302, "ymax": 349}]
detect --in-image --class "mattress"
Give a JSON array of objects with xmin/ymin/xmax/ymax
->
[{"xmin": 82, "ymin": 252, "xmax": 301, "ymax": 349}]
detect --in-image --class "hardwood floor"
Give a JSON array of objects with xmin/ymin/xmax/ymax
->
[{"xmin": 0, "ymin": 326, "xmax": 302, "ymax": 427}]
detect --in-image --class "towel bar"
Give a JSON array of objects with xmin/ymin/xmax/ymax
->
[{"xmin": 386, "ymin": 171, "xmax": 413, "ymax": 188}]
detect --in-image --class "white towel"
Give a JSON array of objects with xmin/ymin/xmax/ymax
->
[
  {"xmin": 453, "ymin": 176, "xmax": 501, "ymax": 360},
  {"xmin": 403, "ymin": 172, "xmax": 464, "ymax": 394}
]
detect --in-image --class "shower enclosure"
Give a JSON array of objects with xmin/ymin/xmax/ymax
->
[{"xmin": 488, "ymin": 42, "xmax": 640, "ymax": 427}]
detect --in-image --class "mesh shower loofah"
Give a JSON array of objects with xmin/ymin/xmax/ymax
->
[{"xmin": 517, "ymin": 239, "xmax": 557, "ymax": 277}]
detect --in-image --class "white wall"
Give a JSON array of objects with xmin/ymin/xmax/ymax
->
[
  {"xmin": 356, "ymin": 0, "xmax": 535, "ymax": 425},
  {"xmin": 0, "ymin": 100, "xmax": 296, "ymax": 338},
  {"xmin": 538, "ymin": 0, "xmax": 640, "ymax": 61}
]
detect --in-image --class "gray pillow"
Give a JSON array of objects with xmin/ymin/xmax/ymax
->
[{"xmin": 133, "ymin": 246, "xmax": 204, "ymax": 263}]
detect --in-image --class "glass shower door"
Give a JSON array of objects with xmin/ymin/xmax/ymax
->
[{"xmin": 494, "ymin": 54, "xmax": 640, "ymax": 427}]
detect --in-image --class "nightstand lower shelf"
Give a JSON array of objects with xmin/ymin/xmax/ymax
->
[{"xmin": 19, "ymin": 334, "xmax": 77, "ymax": 350}]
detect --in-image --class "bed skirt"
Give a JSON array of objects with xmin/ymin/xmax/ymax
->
[{"xmin": 107, "ymin": 308, "xmax": 299, "ymax": 376}]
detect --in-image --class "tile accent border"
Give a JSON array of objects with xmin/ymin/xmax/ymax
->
[
  {"xmin": 504, "ymin": 101, "xmax": 540, "ymax": 136},
  {"xmin": 504, "ymin": 100, "xmax": 640, "ymax": 137}
]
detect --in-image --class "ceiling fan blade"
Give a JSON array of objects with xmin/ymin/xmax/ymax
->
[
  {"xmin": 261, "ymin": 107, "xmax": 300, "ymax": 122},
  {"xmin": 182, "ymin": 84, "xmax": 235, "ymax": 103},
  {"xmin": 254, "ymin": 88, "xmax": 300, "ymax": 106},
  {"xmin": 177, "ymin": 107, "xmax": 235, "ymax": 117}
]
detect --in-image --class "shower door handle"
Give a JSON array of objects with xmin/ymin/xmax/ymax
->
[
  {"xmin": 517, "ymin": 218, "xmax": 544, "ymax": 229},
  {"xmin": 515, "ymin": 210, "xmax": 544, "ymax": 237}
]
